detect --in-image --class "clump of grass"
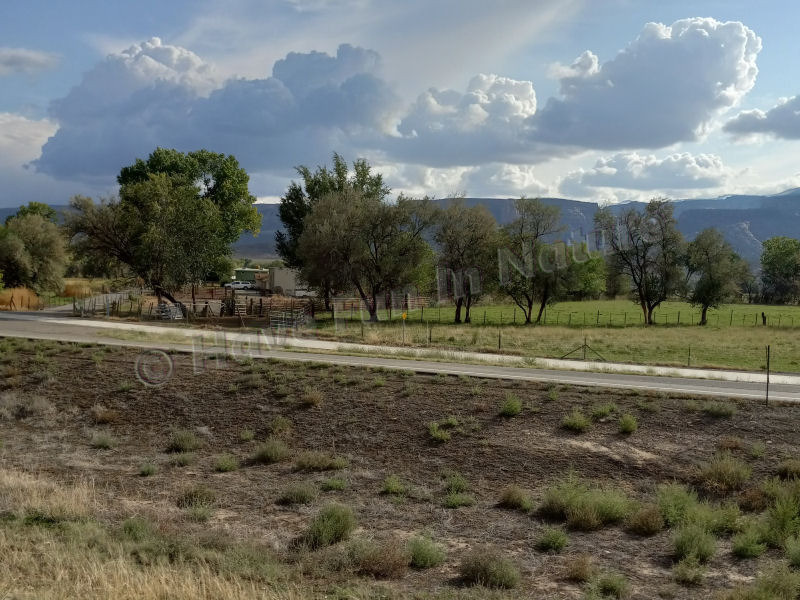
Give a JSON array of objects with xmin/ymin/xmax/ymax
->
[
  {"xmin": 300, "ymin": 386, "xmax": 323, "ymax": 408},
  {"xmin": 702, "ymin": 400, "xmax": 737, "ymax": 418},
  {"xmin": 321, "ymin": 477, "xmax": 347, "ymax": 491},
  {"xmin": 91, "ymin": 404, "xmax": 119, "ymax": 424},
  {"xmin": 166, "ymin": 429, "xmax": 203, "ymax": 453},
  {"xmin": 443, "ymin": 472, "xmax": 469, "ymax": 494},
  {"xmin": 618, "ymin": 414, "xmax": 638, "ymax": 435},
  {"xmin": 408, "ymin": 535, "xmax": 446, "ymax": 569},
  {"xmin": 785, "ymin": 535, "xmax": 800, "ymax": 568},
  {"xmin": 561, "ymin": 409, "xmax": 591, "ymax": 433},
  {"xmin": 777, "ymin": 459, "xmax": 800, "ymax": 480},
  {"xmin": 672, "ymin": 557, "xmax": 705, "ymax": 586},
  {"xmin": 564, "ymin": 553, "xmax": 594, "ymax": 582},
  {"xmin": 303, "ymin": 503, "xmax": 356, "ymax": 549},
  {"xmin": 351, "ymin": 538, "xmax": 411, "ymax": 579},
  {"xmin": 294, "ymin": 451, "xmax": 348, "ymax": 472},
  {"xmin": 627, "ymin": 503, "xmax": 664, "ymax": 536},
  {"xmin": 372, "ymin": 376, "xmax": 386, "ymax": 388},
  {"xmin": 138, "ymin": 462, "xmax": 157, "ymax": 477},
  {"xmin": 381, "ymin": 474, "xmax": 407, "ymax": 496},
  {"xmin": 546, "ymin": 386, "xmax": 559, "ymax": 403},
  {"xmin": 499, "ymin": 393, "xmax": 522, "ymax": 417},
  {"xmin": 732, "ymin": 526, "xmax": 767, "ymax": 559},
  {"xmin": 239, "ymin": 428, "xmax": 255, "ymax": 442},
  {"xmin": 270, "ymin": 415, "xmax": 292, "ymax": 435},
  {"xmin": 172, "ymin": 452, "xmax": 194, "ymax": 466},
  {"xmin": 213, "ymin": 454, "xmax": 239, "ymax": 473},
  {"xmin": 760, "ymin": 492, "xmax": 800, "ymax": 547},
  {"xmin": 176, "ymin": 485, "xmax": 215, "ymax": 521},
  {"xmin": 673, "ymin": 524, "xmax": 716, "ymax": 563},
  {"xmin": 657, "ymin": 483, "xmax": 699, "ymax": 527},
  {"xmin": 428, "ymin": 421, "xmax": 451, "ymax": 442},
  {"xmin": 586, "ymin": 571, "xmax": 630, "ymax": 599},
  {"xmin": 122, "ymin": 516, "xmax": 153, "ymax": 542},
  {"xmin": 539, "ymin": 474, "xmax": 631, "ymax": 531},
  {"xmin": 252, "ymin": 437, "xmax": 290, "ymax": 464},
  {"xmin": 277, "ymin": 482, "xmax": 317, "ymax": 506},
  {"xmin": 498, "ymin": 485, "xmax": 533, "ymax": 512},
  {"xmin": 274, "ymin": 384, "xmax": 290, "ymax": 398},
  {"xmin": 90, "ymin": 431, "xmax": 116, "ymax": 449},
  {"xmin": 739, "ymin": 487, "xmax": 770, "ymax": 513},
  {"xmin": 459, "ymin": 549, "xmax": 520, "ymax": 589},
  {"xmin": 116, "ymin": 381, "xmax": 133, "ymax": 393},
  {"xmin": 698, "ymin": 452, "xmax": 752, "ymax": 491},
  {"xmin": 534, "ymin": 526, "xmax": 568, "ymax": 553},
  {"xmin": 718, "ymin": 565, "xmax": 800, "ymax": 600},
  {"xmin": 443, "ymin": 493, "xmax": 476, "ymax": 508},
  {"xmin": 590, "ymin": 402, "xmax": 617, "ymax": 420},
  {"xmin": 749, "ymin": 441, "xmax": 766, "ymax": 459}
]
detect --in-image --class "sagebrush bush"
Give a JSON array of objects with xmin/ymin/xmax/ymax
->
[
  {"xmin": 166, "ymin": 429, "xmax": 203, "ymax": 453},
  {"xmin": 673, "ymin": 524, "xmax": 716, "ymax": 563},
  {"xmin": 498, "ymin": 485, "xmax": 533, "ymax": 512},
  {"xmin": 277, "ymin": 482, "xmax": 317, "ymax": 505},
  {"xmin": 252, "ymin": 437, "xmax": 290, "ymax": 464},
  {"xmin": 304, "ymin": 504, "xmax": 356, "ymax": 549},
  {"xmin": 294, "ymin": 451, "xmax": 348, "ymax": 472},
  {"xmin": 408, "ymin": 535, "xmax": 446, "ymax": 569},
  {"xmin": 534, "ymin": 526, "xmax": 568, "ymax": 553},
  {"xmin": 627, "ymin": 503, "xmax": 664, "ymax": 536},
  {"xmin": 459, "ymin": 549, "xmax": 520, "ymax": 589},
  {"xmin": 499, "ymin": 393, "xmax": 522, "ymax": 417},
  {"xmin": 698, "ymin": 452, "xmax": 752, "ymax": 491},
  {"xmin": 562, "ymin": 409, "xmax": 591, "ymax": 433}
]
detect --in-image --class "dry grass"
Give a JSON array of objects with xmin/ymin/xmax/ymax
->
[
  {"xmin": 0, "ymin": 287, "xmax": 40, "ymax": 310},
  {"xmin": 63, "ymin": 280, "xmax": 93, "ymax": 299},
  {"xmin": 0, "ymin": 468, "xmax": 95, "ymax": 522}
]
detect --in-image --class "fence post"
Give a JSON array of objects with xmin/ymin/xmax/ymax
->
[
  {"xmin": 498, "ymin": 328, "xmax": 501, "ymax": 350},
  {"xmin": 765, "ymin": 345, "xmax": 771, "ymax": 406}
]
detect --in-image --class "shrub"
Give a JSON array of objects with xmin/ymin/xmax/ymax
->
[
  {"xmin": 750, "ymin": 441, "xmax": 766, "ymax": 459},
  {"xmin": 590, "ymin": 403, "xmax": 617, "ymax": 420},
  {"xmin": 535, "ymin": 526, "xmax": 568, "ymax": 553},
  {"xmin": 239, "ymin": 429, "xmax": 255, "ymax": 442},
  {"xmin": 321, "ymin": 477, "xmax": 347, "ymax": 491},
  {"xmin": 172, "ymin": 452, "xmax": 194, "ymax": 466},
  {"xmin": 277, "ymin": 482, "xmax": 317, "ymax": 506},
  {"xmin": 166, "ymin": 429, "xmax": 202, "ymax": 453},
  {"xmin": 408, "ymin": 535, "xmax": 446, "ymax": 569},
  {"xmin": 546, "ymin": 387, "xmax": 559, "ymax": 402},
  {"xmin": 777, "ymin": 459, "xmax": 800, "ymax": 480},
  {"xmin": 563, "ymin": 553, "xmax": 594, "ymax": 582},
  {"xmin": 90, "ymin": 431, "xmax": 116, "ymax": 449},
  {"xmin": 739, "ymin": 487, "xmax": 770, "ymax": 512},
  {"xmin": 562, "ymin": 409, "xmax": 591, "ymax": 433},
  {"xmin": 627, "ymin": 503, "xmax": 664, "ymax": 536},
  {"xmin": 785, "ymin": 535, "xmax": 800, "ymax": 568},
  {"xmin": 294, "ymin": 451, "xmax": 348, "ymax": 472},
  {"xmin": 270, "ymin": 415, "xmax": 292, "ymax": 435},
  {"xmin": 355, "ymin": 538, "xmax": 410, "ymax": 579},
  {"xmin": 673, "ymin": 524, "xmax": 716, "ymax": 563},
  {"xmin": 718, "ymin": 565, "xmax": 800, "ymax": 600},
  {"xmin": 698, "ymin": 453, "xmax": 752, "ymax": 492},
  {"xmin": 539, "ymin": 475, "xmax": 631, "ymax": 531},
  {"xmin": 428, "ymin": 421, "xmax": 451, "ymax": 442},
  {"xmin": 381, "ymin": 474, "xmax": 407, "ymax": 496},
  {"xmin": 672, "ymin": 557, "xmax": 705, "ymax": 586},
  {"xmin": 618, "ymin": 414, "xmax": 638, "ymax": 435},
  {"xmin": 252, "ymin": 437, "xmax": 289, "ymax": 464},
  {"xmin": 122, "ymin": 517, "xmax": 153, "ymax": 542},
  {"xmin": 586, "ymin": 571, "xmax": 630, "ymax": 599},
  {"xmin": 176, "ymin": 485, "xmax": 216, "ymax": 509},
  {"xmin": 443, "ymin": 493, "xmax": 476, "ymax": 509},
  {"xmin": 761, "ymin": 493, "xmax": 800, "ymax": 547},
  {"xmin": 138, "ymin": 462, "xmax": 157, "ymax": 477},
  {"xmin": 685, "ymin": 501, "xmax": 743, "ymax": 535},
  {"xmin": 304, "ymin": 504, "xmax": 356, "ymax": 549},
  {"xmin": 213, "ymin": 454, "xmax": 239, "ymax": 473},
  {"xmin": 498, "ymin": 485, "xmax": 533, "ymax": 512},
  {"xmin": 443, "ymin": 472, "xmax": 469, "ymax": 494},
  {"xmin": 499, "ymin": 394, "xmax": 522, "ymax": 417},
  {"xmin": 459, "ymin": 549, "xmax": 520, "ymax": 589},
  {"xmin": 702, "ymin": 401, "xmax": 737, "ymax": 418},
  {"xmin": 300, "ymin": 386, "xmax": 323, "ymax": 408},
  {"xmin": 732, "ymin": 527, "xmax": 767, "ymax": 559},
  {"xmin": 657, "ymin": 483, "xmax": 699, "ymax": 527}
]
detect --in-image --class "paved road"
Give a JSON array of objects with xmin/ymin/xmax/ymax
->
[{"xmin": 0, "ymin": 312, "xmax": 796, "ymax": 403}]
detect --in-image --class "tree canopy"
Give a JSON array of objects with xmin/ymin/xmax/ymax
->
[
  {"xmin": 0, "ymin": 213, "xmax": 67, "ymax": 292},
  {"xmin": 760, "ymin": 236, "xmax": 800, "ymax": 304}
]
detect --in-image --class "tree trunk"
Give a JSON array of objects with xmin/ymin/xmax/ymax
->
[
  {"xmin": 700, "ymin": 305, "xmax": 708, "ymax": 326},
  {"xmin": 647, "ymin": 305, "xmax": 655, "ymax": 325},
  {"xmin": 454, "ymin": 298, "xmax": 463, "ymax": 324},
  {"xmin": 464, "ymin": 294, "xmax": 472, "ymax": 324},
  {"xmin": 640, "ymin": 301, "xmax": 649, "ymax": 325},
  {"xmin": 525, "ymin": 299, "xmax": 534, "ymax": 324}
]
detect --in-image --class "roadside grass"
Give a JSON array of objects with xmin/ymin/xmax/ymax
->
[{"xmin": 538, "ymin": 474, "xmax": 632, "ymax": 530}]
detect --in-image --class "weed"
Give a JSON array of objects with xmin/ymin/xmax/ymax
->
[
  {"xmin": 546, "ymin": 387, "xmax": 559, "ymax": 402},
  {"xmin": 539, "ymin": 474, "xmax": 631, "ymax": 531},
  {"xmin": 777, "ymin": 459, "xmax": 800, "ymax": 480},
  {"xmin": 564, "ymin": 553, "xmax": 594, "ymax": 582},
  {"xmin": 138, "ymin": 462, "xmax": 157, "ymax": 477},
  {"xmin": 408, "ymin": 535, "xmax": 446, "ymax": 568},
  {"xmin": 373, "ymin": 376, "xmax": 386, "ymax": 388},
  {"xmin": 252, "ymin": 438, "xmax": 290, "ymax": 464},
  {"xmin": 590, "ymin": 403, "xmax": 617, "ymax": 420},
  {"xmin": 270, "ymin": 415, "xmax": 292, "ymax": 435},
  {"xmin": 586, "ymin": 571, "xmax": 630, "ymax": 599},
  {"xmin": 116, "ymin": 381, "xmax": 133, "ymax": 393},
  {"xmin": 300, "ymin": 386, "xmax": 323, "ymax": 408},
  {"xmin": 274, "ymin": 384, "xmax": 290, "ymax": 398},
  {"xmin": 785, "ymin": 535, "xmax": 800, "ymax": 568},
  {"xmin": 672, "ymin": 557, "xmax": 705, "ymax": 586},
  {"xmin": 702, "ymin": 401, "xmax": 737, "ymax": 418},
  {"xmin": 321, "ymin": 477, "xmax": 347, "ymax": 491},
  {"xmin": 122, "ymin": 517, "xmax": 153, "ymax": 542},
  {"xmin": 562, "ymin": 409, "xmax": 591, "ymax": 433},
  {"xmin": 718, "ymin": 564, "xmax": 800, "ymax": 600},
  {"xmin": 443, "ymin": 472, "xmax": 469, "ymax": 494},
  {"xmin": 698, "ymin": 452, "xmax": 752, "ymax": 491},
  {"xmin": 428, "ymin": 421, "xmax": 451, "ymax": 442},
  {"xmin": 749, "ymin": 441, "xmax": 766, "ymax": 459},
  {"xmin": 627, "ymin": 503, "xmax": 664, "ymax": 536},
  {"xmin": 498, "ymin": 485, "xmax": 533, "ymax": 512},
  {"xmin": 658, "ymin": 483, "xmax": 699, "ymax": 527},
  {"xmin": 176, "ymin": 485, "xmax": 215, "ymax": 521},
  {"xmin": 304, "ymin": 503, "xmax": 356, "ymax": 548},
  {"xmin": 760, "ymin": 492, "xmax": 800, "ymax": 547},
  {"xmin": 732, "ymin": 526, "xmax": 767, "ymax": 559},
  {"xmin": 277, "ymin": 482, "xmax": 317, "ymax": 505},
  {"xmin": 459, "ymin": 549, "xmax": 520, "ymax": 589},
  {"xmin": 673, "ymin": 524, "xmax": 716, "ymax": 563},
  {"xmin": 535, "ymin": 526, "xmax": 568, "ymax": 553},
  {"xmin": 381, "ymin": 474, "xmax": 407, "ymax": 496},
  {"xmin": 90, "ymin": 431, "xmax": 116, "ymax": 449},
  {"xmin": 618, "ymin": 414, "xmax": 638, "ymax": 435},
  {"xmin": 166, "ymin": 429, "xmax": 203, "ymax": 453},
  {"xmin": 239, "ymin": 429, "xmax": 255, "ymax": 442},
  {"xmin": 353, "ymin": 538, "xmax": 410, "ymax": 579},
  {"xmin": 213, "ymin": 454, "xmax": 239, "ymax": 472},
  {"xmin": 294, "ymin": 451, "xmax": 348, "ymax": 472},
  {"xmin": 443, "ymin": 492, "xmax": 476, "ymax": 508},
  {"xmin": 90, "ymin": 404, "xmax": 119, "ymax": 424},
  {"xmin": 499, "ymin": 393, "xmax": 522, "ymax": 417},
  {"xmin": 172, "ymin": 452, "xmax": 194, "ymax": 466}
]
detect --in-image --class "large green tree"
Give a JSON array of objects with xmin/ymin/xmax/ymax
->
[
  {"xmin": 686, "ymin": 228, "xmax": 749, "ymax": 324},
  {"xmin": 0, "ymin": 213, "xmax": 67, "ymax": 292},
  {"xmin": 760, "ymin": 236, "xmax": 800, "ymax": 304},
  {"xmin": 67, "ymin": 148, "xmax": 259, "ymax": 306},
  {"xmin": 4, "ymin": 201, "xmax": 58, "ymax": 225},
  {"xmin": 595, "ymin": 199, "xmax": 685, "ymax": 324},
  {"xmin": 433, "ymin": 199, "xmax": 498, "ymax": 323},
  {"xmin": 298, "ymin": 189, "xmax": 434, "ymax": 322}
]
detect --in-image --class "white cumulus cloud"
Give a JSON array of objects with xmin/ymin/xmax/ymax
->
[{"xmin": 723, "ymin": 95, "xmax": 800, "ymax": 140}]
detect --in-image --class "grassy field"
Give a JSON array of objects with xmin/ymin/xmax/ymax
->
[{"xmin": 1, "ymin": 337, "xmax": 800, "ymax": 599}]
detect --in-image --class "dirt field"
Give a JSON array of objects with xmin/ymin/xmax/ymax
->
[{"xmin": 1, "ymin": 337, "xmax": 799, "ymax": 599}]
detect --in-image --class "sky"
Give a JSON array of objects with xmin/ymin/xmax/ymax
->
[{"xmin": 1, "ymin": 0, "xmax": 799, "ymax": 208}]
